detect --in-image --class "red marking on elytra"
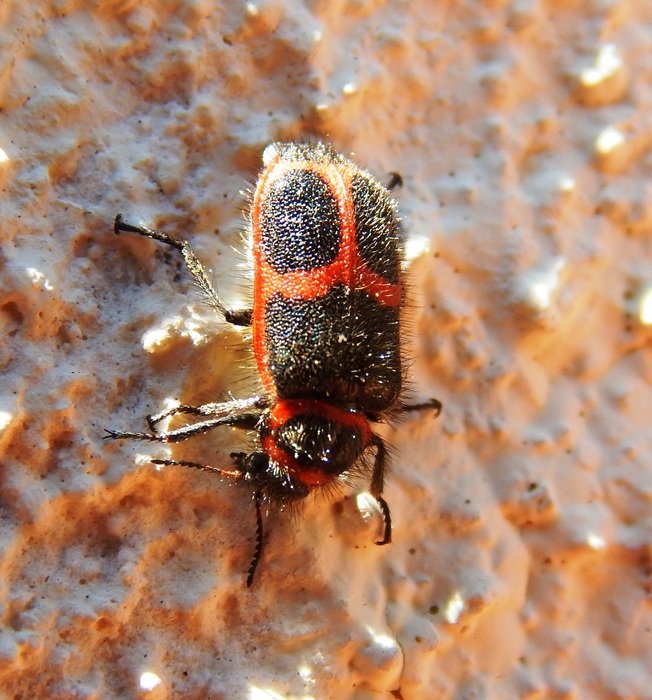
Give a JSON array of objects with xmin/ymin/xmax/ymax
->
[{"xmin": 251, "ymin": 154, "xmax": 402, "ymax": 394}]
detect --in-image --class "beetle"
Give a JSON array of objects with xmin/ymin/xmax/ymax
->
[{"xmin": 105, "ymin": 142, "xmax": 441, "ymax": 586}]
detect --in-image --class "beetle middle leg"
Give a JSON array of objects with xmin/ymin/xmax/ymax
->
[
  {"xmin": 104, "ymin": 401, "xmax": 264, "ymax": 444},
  {"xmin": 146, "ymin": 396, "xmax": 269, "ymax": 432},
  {"xmin": 104, "ymin": 399, "xmax": 266, "ymax": 487},
  {"xmin": 402, "ymin": 398, "xmax": 442, "ymax": 416}
]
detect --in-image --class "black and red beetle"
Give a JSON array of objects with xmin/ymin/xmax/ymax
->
[{"xmin": 106, "ymin": 142, "xmax": 441, "ymax": 585}]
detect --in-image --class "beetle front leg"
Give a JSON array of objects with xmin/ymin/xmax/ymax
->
[{"xmin": 369, "ymin": 434, "xmax": 392, "ymax": 545}]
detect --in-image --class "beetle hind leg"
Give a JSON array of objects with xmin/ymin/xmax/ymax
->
[{"xmin": 113, "ymin": 214, "xmax": 253, "ymax": 326}]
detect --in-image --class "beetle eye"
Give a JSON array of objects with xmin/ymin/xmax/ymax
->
[{"xmin": 246, "ymin": 452, "xmax": 269, "ymax": 475}]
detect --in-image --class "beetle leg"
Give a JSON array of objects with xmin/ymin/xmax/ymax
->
[
  {"xmin": 113, "ymin": 214, "xmax": 253, "ymax": 326},
  {"xmin": 104, "ymin": 407, "xmax": 264, "ymax": 444},
  {"xmin": 146, "ymin": 396, "xmax": 269, "ymax": 431},
  {"xmin": 149, "ymin": 458, "xmax": 243, "ymax": 479},
  {"xmin": 385, "ymin": 171, "xmax": 403, "ymax": 191},
  {"xmin": 402, "ymin": 398, "xmax": 442, "ymax": 417},
  {"xmin": 369, "ymin": 434, "xmax": 392, "ymax": 545}
]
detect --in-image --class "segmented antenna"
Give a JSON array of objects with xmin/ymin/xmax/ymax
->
[{"xmin": 246, "ymin": 492, "xmax": 264, "ymax": 587}]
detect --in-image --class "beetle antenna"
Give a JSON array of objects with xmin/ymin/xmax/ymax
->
[{"xmin": 246, "ymin": 491, "xmax": 264, "ymax": 587}]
